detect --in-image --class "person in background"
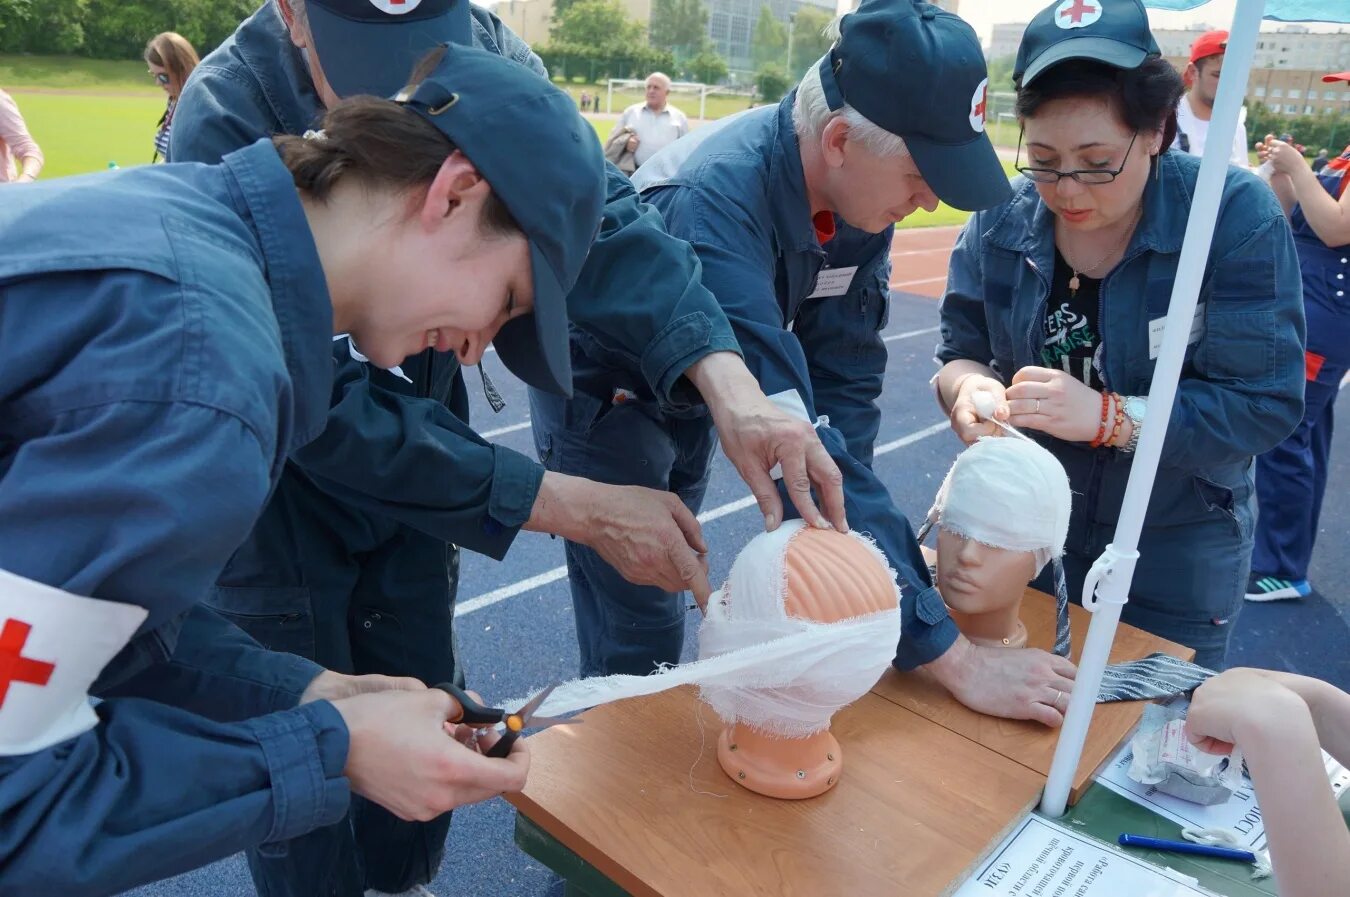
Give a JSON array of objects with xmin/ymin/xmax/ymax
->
[
  {"xmin": 1174, "ymin": 30, "xmax": 1249, "ymax": 169},
  {"xmin": 145, "ymin": 31, "xmax": 200, "ymax": 162},
  {"xmin": 938, "ymin": 0, "xmax": 1304, "ymax": 669},
  {"xmin": 0, "ymin": 87, "xmax": 43, "ymax": 183},
  {"xmin": 617, "ymin": 72, "xmax": 689, "ymax": 170},
  {"xmin": 1313, "ymin": 148, "xmax": 1330, "ymax": 173},
  {"xmin": 1185, "ymin": 667, "xmax": 1350, "ymax": 897},
  {"xmin": 1244, "ymin": 72, "xmax": 1350, "ymax": 603}
]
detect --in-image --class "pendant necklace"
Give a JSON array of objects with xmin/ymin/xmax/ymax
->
[{"xmin": 1061, "ymin": 203, "xmax": 1143, "ymax": 297}]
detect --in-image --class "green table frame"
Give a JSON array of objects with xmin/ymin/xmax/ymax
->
[{"xmin": 514, "ymin": 781, "xmax": 1350, "ymax": 897}]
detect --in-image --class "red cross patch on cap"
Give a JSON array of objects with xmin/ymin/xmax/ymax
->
[
  {"xmin": 1054, "ymin": 0, "xmax": 1101, "ymax": 29},
  {"xmin": 368, "ymin": 0, "xmax": 422, "ymax": 13},
  {"xmin": 969, "ymin": 77, "xmax": 988, "ymax": 134}
]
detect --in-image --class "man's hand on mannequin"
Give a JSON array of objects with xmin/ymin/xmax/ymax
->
[
  {"xmin": 525, "ymin": 472, "xmax": 713, "ymax": 607},
  {"xmin": 923, "ymin": 636, "xmax": 1079, "ymax": 727},
  {"xmin": 686, "ymin": 351, "xmax": 847, "ymax": 533}
]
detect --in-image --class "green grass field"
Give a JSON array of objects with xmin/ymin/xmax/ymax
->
[
  {"xmin": 9, "ymin": 55, "xmax": 1010, "ymax": 229},
  {"xmin": 0, "ymin": 54, "xmax": 160, "ymax": 93},
  {"xmin": 16, "ymin": 92, "xmax": 165, "ymax": 177}
]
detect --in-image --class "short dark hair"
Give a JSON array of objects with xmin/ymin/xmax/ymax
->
[
  {"xmin": 1015, "ymin": 57, "xmax": 1185, "ymax": 153},
  {"xmin": 273, "ymin": 49, "xmax": 520, "ymax": 237}
]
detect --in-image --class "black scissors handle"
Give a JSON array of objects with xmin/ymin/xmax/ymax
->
[
  {"xmin": 433, "ymin": 682, "xmax": 504, "ymax": 727},
  {"xmin": 484, "ymin": 684, "xmax": 559, "ymax": 759},
  {"xmin": 485, "ymin": 718, "xmax": 524, "ymax": 759}
]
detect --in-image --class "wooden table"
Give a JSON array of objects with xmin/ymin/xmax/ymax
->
[
  {"xmin": 875, "ymin": 584, "xmax": 1194, "ymax": 803},
  {"xmin": 507, "ymin": 588, "xmax": 1193, "ymax": 897}
]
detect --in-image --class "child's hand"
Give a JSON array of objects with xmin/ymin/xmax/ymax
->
[{"xmin": 1185, "ymin": 667, "xmax": 1307, "ymax": 754}]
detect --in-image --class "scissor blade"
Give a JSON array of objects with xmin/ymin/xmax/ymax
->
[
  {"xmin": 514, "ymin": 683, "xmax": 558, "ymax": 724},
  {"xmin": 526, "ymin": 714, "xmax": 582, "ymax": 729}
]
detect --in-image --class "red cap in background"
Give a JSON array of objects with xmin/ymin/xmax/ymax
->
[{"xmin": 1189, "ymin": 30, "xmax": 1228, "ymax": 64}]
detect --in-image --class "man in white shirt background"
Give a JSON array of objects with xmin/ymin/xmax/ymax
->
[
  {"xmin": 1175, "ymin": 29, "xmax": 1250, "ymax": 169},
  {"xmin": 619, "ymin": 72, "xmax": 690, "ymax": 169}
]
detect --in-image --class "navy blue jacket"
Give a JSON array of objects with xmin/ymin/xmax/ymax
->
[
  {"xmin": 640, "ymin": 95, "xmax": 958, "ymax": 668},
  {"xmin": 0, "ymin": 142, "xmax": 350, "ymax": 895}
]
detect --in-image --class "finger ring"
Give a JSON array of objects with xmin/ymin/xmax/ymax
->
[
  {"xmin": 1035, "ymin": 398, "xmax": 1042, "ymax": 414},
  {"xmin": 1053, "ymin": 689, "xmax": 1063, "ymax": 707}
]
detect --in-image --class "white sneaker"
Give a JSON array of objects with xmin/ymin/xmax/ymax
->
[{"xmin": 365, "ymin": 886, "xmax": 437, "ymax": 897}]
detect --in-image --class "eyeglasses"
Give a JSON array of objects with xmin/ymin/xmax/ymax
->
[
  {"xmin": 150, "ymin": 72, "xmax": 171, "ymax": 86},
  {"xmin": 1015, "ymin": 130, "xmax": 1138, "ymax": 185}
]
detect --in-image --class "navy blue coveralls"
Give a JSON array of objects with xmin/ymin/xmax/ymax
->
[
  {"xmin": 0, "ymin": 142, "xmax": 349, "ymax": 897},
  {"xmin": 941, "ymin": 152, "xmax": 1305, "ymax": 669},
  {"xmin": 172, "ymin": 4, "xmax": 740, "ymax": 893},
  {"xmin": 531, "ymin": 94, "xmax": 964, "ymax": 678},
  {"xmin": 1252, "ymin": 145, "xmax": 1350, "ymax": 585}
]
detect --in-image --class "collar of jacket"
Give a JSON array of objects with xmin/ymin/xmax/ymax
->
[
  {"xmin": 231, "ymin": 2, "xmax": 327, "ymax": 136},
  {"xmin": 767, "ymin": 91, "xmax": 828, "ymax": 258},
  {"xmin": 982, "ymin": 149, "xmax": 1195, "ymax": 269},
  {"xmin": 221, "ymin": 139, "xmax": 335, "ymax": 450}
]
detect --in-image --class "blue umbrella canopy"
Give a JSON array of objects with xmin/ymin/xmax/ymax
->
[{"xmin": 1145, "ymin": 0, "xmax": 1350, "ymax": 23}]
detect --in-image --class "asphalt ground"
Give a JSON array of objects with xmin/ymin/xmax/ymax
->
[{"xmin": 129, "ymin": 228, "xmax": 1350, "ymax": 897}]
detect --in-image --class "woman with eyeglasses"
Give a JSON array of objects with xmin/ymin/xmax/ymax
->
[
  {"xmin": 144, "ymin": 31, "xmax": 200, "ymax": 162},
  {"xmin": 934, "ymin": 0, "xmax": 1304, "ymax": 669}
]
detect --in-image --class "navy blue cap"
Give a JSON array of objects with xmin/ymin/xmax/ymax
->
[
  {"xmin": 306, "ymin": 0, "xmax": 472, "ymax": 99},
  {"xmin": 1014, "ymin": 0, "xmax": 1160, "ymax": 88},
  {"xmin": 818, "ymin": 0, "xmax": 1009, "ymax": 212},
  {"xmin": 396, "ymin": 45, "xmax": 605, "ymax": 396}
]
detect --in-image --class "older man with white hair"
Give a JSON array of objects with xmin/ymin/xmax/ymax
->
[
  {"xmin": 533, "ymin": 0, "xmax": 1082, "ymax": 725},
  {"xmin": 617, "ymin": 71, "xmax": 689, "ymax": 168}
]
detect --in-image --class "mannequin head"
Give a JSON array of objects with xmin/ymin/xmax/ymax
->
[
  {"xmin": 707, "ymin": 521, "xmax": 900, "ymax": 799},
  {"xmin": 929, "ymin": 437, "xmax": 1071, "ymax": 647}
]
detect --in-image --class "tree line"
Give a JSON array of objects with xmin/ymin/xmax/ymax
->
[
  {"xmin": 0, "ymin": 0, "xmax": 851, "ymax": 104},
  {"xmin": 0, "ymin": 0, "xmax": 257, "ymax": 60}
]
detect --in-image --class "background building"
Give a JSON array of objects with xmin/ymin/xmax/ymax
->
[{"xmin": 984, "ymin": 20, "xmax": 1350, "ymax": 119}]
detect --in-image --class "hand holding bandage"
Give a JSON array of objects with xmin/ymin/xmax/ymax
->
[{"xmin": 1006, "ymin": 366, "xmax": 1105, "ymax": 443}]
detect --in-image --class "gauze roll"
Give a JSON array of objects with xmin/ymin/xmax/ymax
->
[
  {"xmin": 515, "ymin": 520, "xmax": 902, "ymax": 738},
  {"xmin": 932, "ymin": 436, "xmax": 1071, "ymax": 575}
]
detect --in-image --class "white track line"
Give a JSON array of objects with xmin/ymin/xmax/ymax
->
[
  {"xmin": 891, "ymin": 275, "xmax": 948, "ymax": 290},
  {"xmin": 883, "ymin": 326, "xmax": 938, "ymax": 344},
  {"xmin": 480, "ymin": 420, "xmax": 533, "ymax": 439},
  {"xmin": 455, "ymin": 419, "xmax": 951, "ymax": 616}
]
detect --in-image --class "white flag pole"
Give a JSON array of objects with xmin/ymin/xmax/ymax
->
[{"xmin": 1039, "ymin": 0, "xmax": 1267, "ymax": 818}]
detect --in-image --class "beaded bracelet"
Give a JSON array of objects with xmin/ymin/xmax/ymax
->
[
  {"xmin": 1090, "ymin": 391, "xmax": 1110, "ymax": 448},
  {"xmin": 1106, "ymin": 393, "xmax": 1126, "ymax": 448}
]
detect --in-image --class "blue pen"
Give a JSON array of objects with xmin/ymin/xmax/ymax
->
[{"xmin": 1117, "ymin": 834, "xmax": 1257, "ymax": 863}]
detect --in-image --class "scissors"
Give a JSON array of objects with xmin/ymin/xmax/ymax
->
[{"xmin": 434, "ymin": 682, "xmax": 577, "ymax": 758}]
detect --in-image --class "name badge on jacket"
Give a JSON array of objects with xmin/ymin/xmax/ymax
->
[
  {"xmin": 807, "ymin": 266, "xmax": 858, "ymax": 299},
  {"xmin": 1148, "ymin": 303, "xmax": 1206, "ymax": 360}
]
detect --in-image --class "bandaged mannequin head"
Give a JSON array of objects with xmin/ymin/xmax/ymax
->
[
  {"xmin": 923, "ymin": 437, "xmax": 1071, "ymax": 647},
  {"xmin": 518, "ymin": 520, "xmax": 901, "ymax": 799},
  {"xmin": 708, "ymin": 520, "xmax": 901, "ymax": 798}
]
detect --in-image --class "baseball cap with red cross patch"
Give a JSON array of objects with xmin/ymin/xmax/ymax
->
[
  {"xmin": 817, "ymin": 0, "xmax": 1009, "ymax": 212},
  {"xmin": 305, "ymin": 0, "xmax": 473, "ymax": 100},
  {"xmin": 1013, "ymin": 0, "xmax": 1161, "ymax": 89}
]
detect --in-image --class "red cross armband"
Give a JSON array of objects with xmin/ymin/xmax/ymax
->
[{"xmin": 0, "ymin": 568, "xmax": 147, "ymax": 755}]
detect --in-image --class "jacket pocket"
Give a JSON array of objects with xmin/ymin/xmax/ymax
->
[
  {"xmin": 204, "ymin": 585, "xmax": 314, "ymax": 659},
  {"xmin": 1192, "ymin": 475, "xmax": 1253, "ymax": 540},
  {"xmin": 1201, "ymin": 311, "xmax": 1275, "ymax": 385}
]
